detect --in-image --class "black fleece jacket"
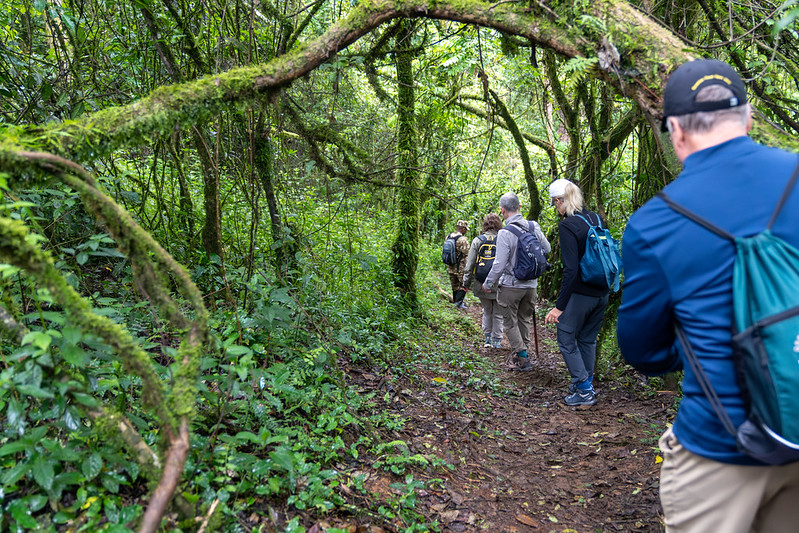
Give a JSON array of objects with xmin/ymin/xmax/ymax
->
[{"xmin": 555, "ymin": 209, "xmax": 610, "ymax": 310}]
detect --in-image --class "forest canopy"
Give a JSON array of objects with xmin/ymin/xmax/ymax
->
[{"xmin": 1, "ymin": 0, "xmax": 798, "ymax": 530}]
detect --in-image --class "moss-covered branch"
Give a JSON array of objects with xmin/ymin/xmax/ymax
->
[
  {"xmin": 3, "ymin": 0, "xmax": 752, "ymax": 168},
  {"xmin": 0, "ymin": 213, "xmax": 175, "ymax": 428},
  {"xmin": 1, "ymin": 149, "xmax": 209, "ymax": 528}
]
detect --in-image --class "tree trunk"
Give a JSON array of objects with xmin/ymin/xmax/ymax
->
[
  {"xmin": 253, "ymin": 124, "xmax": 299, "ymax": 280},
  {"xmin": 390, "ymin": 19, "xmax": 420, "ymax": 310}
]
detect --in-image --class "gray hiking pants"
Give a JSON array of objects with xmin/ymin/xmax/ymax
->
[
  {"xmin": 497, "ymin": 285, "xmax": 537, "ymax": 355},
  {"xmin": 556, "ymin": 292, "xmax": 609, "ymax": 388},
  {"xmin": 479, "ymin": 297, "xmax": 504, "ymax": 339}
]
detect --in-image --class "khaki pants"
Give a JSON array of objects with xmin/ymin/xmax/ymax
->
[
  {"xmin": 497, "ymin": 285, "xmax": 536, "ymax": 354},
  {"xmin": 659, "ymin": 426, "xmax": 799, "ymax": 533}
]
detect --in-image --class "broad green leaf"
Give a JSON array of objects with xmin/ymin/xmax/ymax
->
[
  {"xmin": 70, "ymin": 392, "xmax": 99, "ymax": 407},
  {"xmin": 54, "ymin": 471, "xmax": 84, "ymax": 486},
  {"xmin": 101, "ymin": 473, "xmax": 120, "ymax": 493},
  {"xmin": 82, "ymin": 453, "xmax": 103, "ymax": 481},
  {"xmin": 104, "ymin": 497, "xmax": 120, "ymax": 523},
  {"xmin": 225, "ymin": 344, "xmax": 252, "ymax": 357},
  {"xmin": 32, "ymin": 455, "xmax": 55, "ymax": 490},
  {"xmin": 269, "ymin": 447, "xmax": 296, "ymax": 472},
  {"xmin": 8, "ymin": 498, "xmax": 38, "ymax": 529},
  {"xmin": 26, "ymin": 427, "xmax": 48, "ymax": 443},
  {"xmin": 1, "ymin": 461, "xmax": 30, "ymax": 485},
  {"xmin": 235, "ymin": 431, "xmax": 260, "ymax": 444},
  {"xmin": 0, "ymin": 440, "xmax": 27, "ymax": 457},
  {"xmin": 61, "ymin": 406, "xmax": 80, "ymax": 430},
  {"xmin": 27, "ymin": 494, "xmax": 47, "ymax": 512},
  {"xmin": 61, "ymin": 326, "xmax": 83, "ymax": 345},
  {"xmin": 20, "ymin": 330, "xmax": 52, "ymax": 351},
  {"xmin": 16, "ymin": 384, "xmax": 54, "ymax": 399}
]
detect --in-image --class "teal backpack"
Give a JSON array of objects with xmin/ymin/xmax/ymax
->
[
  {"xmin": 575, "ymin": 213, "xmax": 622, "ymax": 292},
  {"xmin": 658, "ymin": 161, "xmax": 799, "ymax": 465}
]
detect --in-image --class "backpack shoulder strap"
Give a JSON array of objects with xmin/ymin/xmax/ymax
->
[
  {"xmin": 502, "ymin": 224, "xmax": 523, "ymax": 237},
  {"xmin": 575, "ymin": 214, "xmax": 593, "ymax": 228},
  {"xmin": 767, "ymin": 157, "xmax": 799, "ymax": 230},
  {"xmin": 675, "ymin": 324, "xmax": 738, "ymax": 437},
  {"xmin": 656, "ymin": 192, "xmax": 735, "ymax": 242}
]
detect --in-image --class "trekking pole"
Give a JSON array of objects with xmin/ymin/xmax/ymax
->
[{"xmin": 532, "ymin": 305, "xmax": 540, "ymax": 357}]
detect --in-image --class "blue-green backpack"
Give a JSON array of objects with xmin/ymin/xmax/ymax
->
[
  {"xmin": 658, "ymin": 161, "xmax": 799, "ymax": 464},
  {"xmin": 575, "ymin": 213, "xmax": 622, "ymax": 292}
]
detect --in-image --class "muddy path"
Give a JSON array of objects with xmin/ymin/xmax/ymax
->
[{"xmin": 345, "ymin": 303, "xmax": 674, "ymax": 532}]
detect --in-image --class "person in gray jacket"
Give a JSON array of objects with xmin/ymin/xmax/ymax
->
[
  {"xmin": 482, "ymin": 192, "xmax": 551, "ymax": 371},
  {"xmin": 464, "ymin": 213, "xmax": 504, "ymax": 349}
]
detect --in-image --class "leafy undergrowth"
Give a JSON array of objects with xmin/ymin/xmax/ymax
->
[
  {"xmin": 0, "ymin": 268, "xmax": 675, "ymax": 532},
  {"xmin": 233, "ymin": 294, "xmax": 676, "ymax": 533}
]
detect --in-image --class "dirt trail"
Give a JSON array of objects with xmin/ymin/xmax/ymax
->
[{"xmin": 351, "ymin": 303, "xmax": 673, "ymax": 532}]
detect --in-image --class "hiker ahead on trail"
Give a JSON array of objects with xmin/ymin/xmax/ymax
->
[
  {"xmin": 618, "ymin": 59, "xmax": 799, "ymax": 532},
  {"xmin": 463, "ymin": 213, "xmax": 504, "ymax": 349},
  {"xmin": 482, "ymin": 192, "xmax": 550, "ymax": 372},
  {"xmin": 443, "ymin": 220, "xmax": 471, "ymax": 309},
  {"xmin": 544, "ymin": 178, "xmax": 610, "ymax": 408}
]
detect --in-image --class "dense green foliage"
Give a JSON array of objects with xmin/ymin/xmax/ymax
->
[{"xmin": 1, "ymin": 0, "xmax": 799, "ymax": 531}]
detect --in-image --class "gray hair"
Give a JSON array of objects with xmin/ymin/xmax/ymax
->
[
  {"xmin": 559, "ymin": 182, "xmax": 584, "ymax": 217},
  {"xmin": 499, "ymin": 192, "xmax": 520, "ymax": 212},
  {"xmin": 667, "ymin": 85, "xmax": 751, "ymax": 135}
]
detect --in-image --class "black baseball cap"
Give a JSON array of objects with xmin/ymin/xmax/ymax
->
[{"xmin": 661, "ymin": 59, "xmax": 747, "ymax": 131}]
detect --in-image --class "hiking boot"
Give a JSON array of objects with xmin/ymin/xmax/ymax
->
[
  {"xmin": 509, "ymin": 354, "xmax": 532, "ymax": 372},
  {"xmin": 491, "ymin": 336, "xmax": 502, "ymax": 349},
  {"xmin": 568, "ymin": 378, "xmax": 595, "ymax": 394},
  {"xmin": 564, "ymin": 389, "xmax": 597, "ymax": 406},
  {"xmin": 566, "ymin": 383, "xmax": 601, "ymax": 397},
  {"xmin": 483, "ymin": 335, "xmax": 492, "ymax": 348}
]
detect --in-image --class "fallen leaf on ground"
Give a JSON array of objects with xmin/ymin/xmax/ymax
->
[{"xmin": 515, "ymin": 514, "xmax": 538, "ymax": 527}]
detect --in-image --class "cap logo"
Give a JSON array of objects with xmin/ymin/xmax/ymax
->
[{"xmin": 691, "ymin": 74, "xmax": 733, "ymax": 91}]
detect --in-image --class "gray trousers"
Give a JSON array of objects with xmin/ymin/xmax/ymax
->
[
  {"xmin": 497, "ymin": 286, "xmax": 537, "ymax": 354},
  {"xmin": 556, "ymin": 292, "xmax": 609, "ymax": 387},
  {"xmin": 479, "ymin": 297, "xmax": 504, "ymax": 339}
]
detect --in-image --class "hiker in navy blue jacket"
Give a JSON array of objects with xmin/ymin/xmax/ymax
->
[
  {"xmin": 544, "ymin": 179, "xmax": 609, "ymax": 407},
  {"xmin": 618, "ymin": 59, "xmax": 799, "ymax": 532}
]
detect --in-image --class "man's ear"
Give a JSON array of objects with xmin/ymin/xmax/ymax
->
[
  {"xmin": 667, "ymin": 118, "xmax": 690, "ymax": 162},
  {"xmin": 746, "ymin": 106, "xmax": 754, "ymax": 133}
]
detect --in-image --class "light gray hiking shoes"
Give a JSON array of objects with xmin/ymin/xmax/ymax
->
[{"xmin": 564, "ymin": 389, "xmax": 597, "ymax": 406}]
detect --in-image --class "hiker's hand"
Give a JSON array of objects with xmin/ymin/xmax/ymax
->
[
  {"xmin": 482, "ymin": 283, "xmax": 491, "ymax": 293},
  {"xmin": 545, "ymin": 308, "xmax": 562, "ymax": 325}
]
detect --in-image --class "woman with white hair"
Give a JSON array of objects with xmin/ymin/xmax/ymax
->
[{"xmin": 544, "ymin": 179, "xmax": 610, "ymax": 407}]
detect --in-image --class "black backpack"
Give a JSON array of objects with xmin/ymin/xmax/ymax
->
[
  {"xmin": 473, "ymin": 234, "xmax": 496, "ymax": 283},
  {"xmin": 502, "ymin": 222, "xmax": 548, "ymax": 280},
  {"xmin": 442, "ymin": 234, "xmax": 461, "ymax": 266}
]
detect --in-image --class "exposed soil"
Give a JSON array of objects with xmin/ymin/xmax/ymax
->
[{"xmin": 338, "ymin": 301, "xmax": 675, "ymax": 533}]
